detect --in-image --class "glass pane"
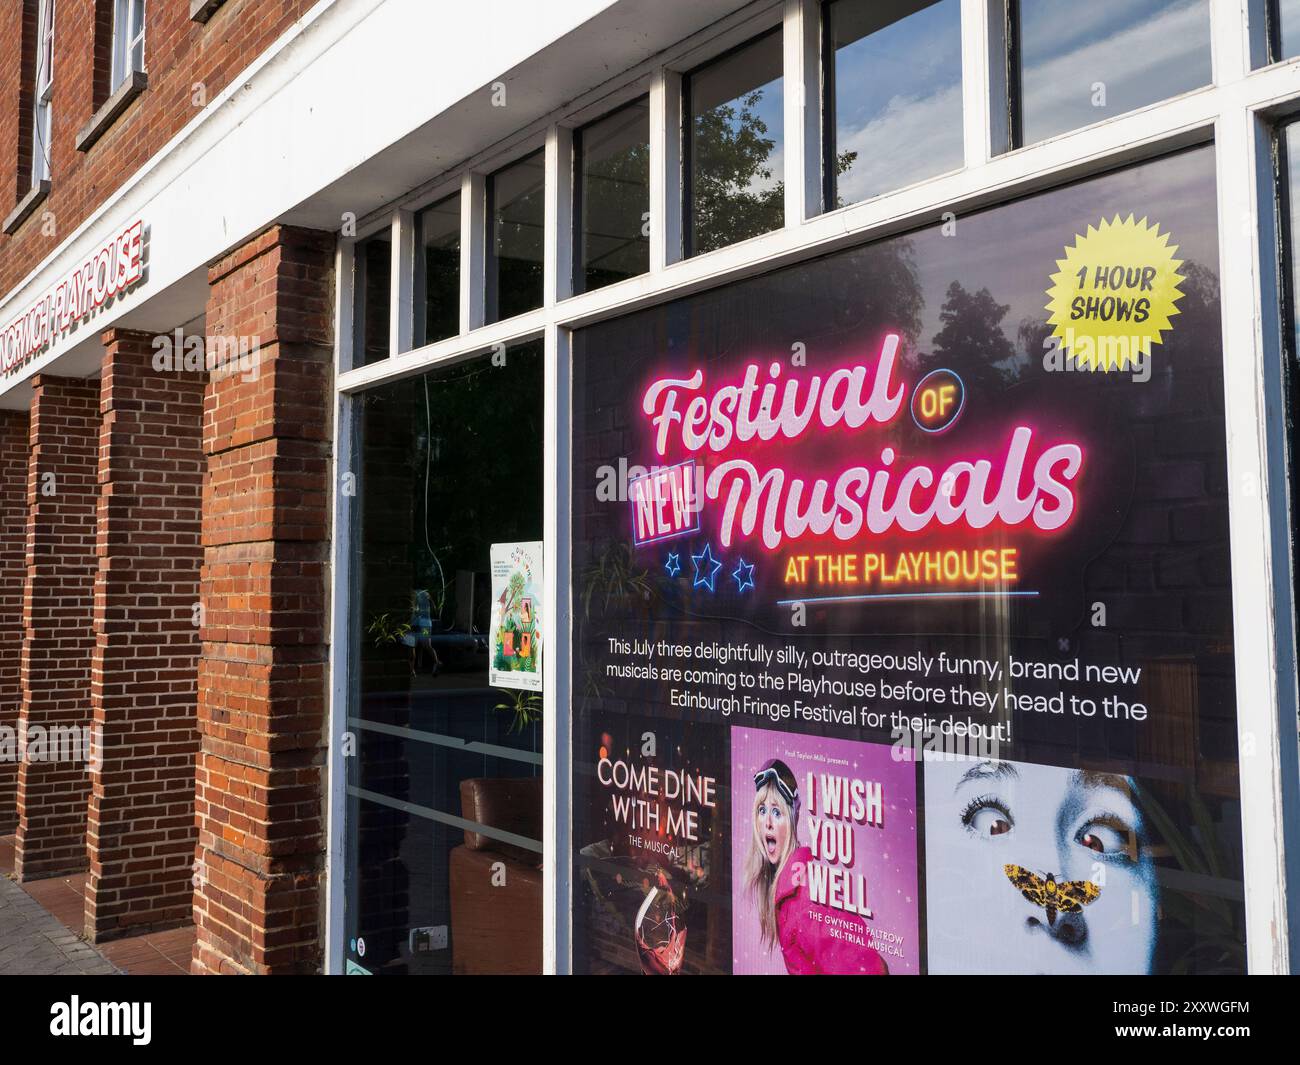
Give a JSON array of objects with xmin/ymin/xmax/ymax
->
[
  {"xmin": 686, "ymin": 30, "xmax": 784, "ymax": 256},
  {"xmin": 416, "ymin": 193, "xmax": 461, "ymax": 346},
  {"xmin": 347, "ymin": 341, "xmax": 545, "ymax": 975},
  {"xmin": 1287, "ymin": 125, "xmax": 1300, "ymax": 355},
  {"xmin": 1278, "ymin": 0, "xmax": 1300, "ymax": 60},
  {"xmin": 576, "ymin": 100, "xmax": 651, "ymax": 293},
  {"xmin": 1016, "ymin": 0, "xmax": 1211, "ymax": 145},
  {"xmin": 488, "ymin": 152, "xmax": 546, "ymax": 323},
  {"xmin": 353, "ymin": 231, "xmax": 391, "ymax": 367},
  {"xmin": 828, "ymin": 0, "xmax": 963, "ymax": 208},
  {"xmin": 571, "ymin": 145, "xmax": 1247, "ymax": 975}
]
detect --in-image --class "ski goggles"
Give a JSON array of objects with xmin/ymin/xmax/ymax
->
[{"xmin": 753, "ymin": 766, "xmax": 797, "ymax": 809}]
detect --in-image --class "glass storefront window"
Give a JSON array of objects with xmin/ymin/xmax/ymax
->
[
  {"xmin": 570, "ymin": 145, "xmax": 1246, "ymax": 975},
  {"xmin": 353, "ymin": 230, "xmax": 392, "ymax": 366},
  {"xmin": 825, "ymin": 0, "xmax": 963, "ymax": 209},
  {"xmin": 487, "ymin": 152, "xmax": 546, "ymax": 322},
  {"xmin": 1013, "ymin": 0, "xmax": 1212, "ymax": 146},
  {"xmin": 685, "ymin": 29, "xmax": 784, "ymax": 256},
  {"xmin": 345, "ymin": 340, "xmax": 544, "ymax": 975},
  {"xmin": 415, "ymin": 193, "xmax": 461, "ymax": 346},
  {"xmin": 574, "ymin": 99, "xmax": 651, "ymax": 293}
]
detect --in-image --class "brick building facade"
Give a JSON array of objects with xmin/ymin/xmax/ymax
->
[
  {"xmin": 1, "ymin": 0, "xmax": 1299, "ymax": 977},
  {"xmin": 0, "ymin": 0, "xmax": 335, "ymax": 974}
]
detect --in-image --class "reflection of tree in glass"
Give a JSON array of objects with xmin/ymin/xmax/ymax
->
[
  {"xmin": 1013, "ymin": 260, "xmax": 1219, "ymax": 378},
  {"xmin": 692, "ymin": 90, "xmax": 781, "ymax": 254},
  {"xmin": 921, "ymin": 281, "xmax": 1016, "ymax": 390},
  {"xmin": 691, "ymin": 89, "xmax": 857, "ymax": 254},
  {"xmin": 583, "ymin": 141, "xmax": 651, "ymax": 290}
]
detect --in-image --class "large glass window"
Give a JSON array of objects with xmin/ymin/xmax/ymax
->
[
  {"xmin": 487, "ymin": 152, "xmax": 546, "ymax": 323},
  {"xmin": 415, "ymin": 193, "xmax": 461, "ymax": 346},
  {"xmin": 685, "ymin": 29, "xmax": 784, "ymax": 256},
  {"xmin": 1013, "ymin": 0, "xmax": 1212, "ymax": 146},
  {"xmin": 569, "ymin": 146, "xmax": 1246, "ymax": 975},
  {"xmin": 825, "ymin": 0, "xmax": 963, "ymax": 209},
  {"xmin": 346, "ymin": 341, "xmax": 544, "ymax": 975},
  {"xmin": 575, "ymin": 99, "xmax": 651, "ymax": 293}
]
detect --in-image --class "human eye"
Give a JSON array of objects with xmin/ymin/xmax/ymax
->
[
  {"xmin": 1076, "ymin": 814, "xmax": 1136, "ymax": 861},
  {"xmin": 959, "ymin": 795, "xmax": 1013, "ymax": 839}
]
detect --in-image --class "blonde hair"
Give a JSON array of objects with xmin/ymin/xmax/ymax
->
[{"xmin": 745, "ymin": 781, "xmax": 798, "ymax": 950}]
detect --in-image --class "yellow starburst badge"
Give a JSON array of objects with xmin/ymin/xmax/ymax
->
[{"xmin": 1045, "ymin": 214, "xmax": 1184, "ymax": 372}]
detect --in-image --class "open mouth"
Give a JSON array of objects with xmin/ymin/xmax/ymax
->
[{"xmin": 764, "ymin": 833, "xmax": 779, "ymax": 860}]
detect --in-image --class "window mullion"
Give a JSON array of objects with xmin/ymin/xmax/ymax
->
[
  {"xmin": 784, "ymin": 0, "xmax": 822, "ymax": 225},
  {"xmin": 544, "ymin": 124, "xmax": 574, "ymax": 307},
  {"xmin": 649, "ymin": 68, "xmax": 683, "ymax": 271},
  {"xmin": 460, "ymin": 171, "xmax": 487, "ymax": 332},
  {"xmin": 390, "ymin": 209, "xmax": 415, "ymax": 357},
  {"xmin": 962, "ymin": 0, "xmax": 997, "ymax": 167}
]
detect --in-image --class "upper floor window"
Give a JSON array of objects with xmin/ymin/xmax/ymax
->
[
  {"xmin": 33, "ymin": 0, "xmax": 55, "ymax": 186},
  {"xmin": 825, "ymin": 0, "xmax": 963, "ymax": 209},
  {"xmin": 415, "ymin": 192, "xmax": 462, "ymax": 346},
  {"xmin": 1011, "ymin": 0, "xmax": 1211, "ymax": 146},
  {"xmin": 111, "ymin": 0, "xmax": 146, "ymax": 91},
  {"xmin": 574, "ymin": 98, "xmax": 651, "ymax": 293},
  {"xmin": 353, "ymin": 229, "xmax": 393, "ymax": 367},
  {"xmin": 486, "ymin": 151, "xmax": 546, "ymax": 323},
  {"xmin": 1272, "ymin": 0, "xmax": 1300, "ymax": 61},
  {"xmin": 684, "ymin": 28, "xmax": 784, "ymax": 256}
]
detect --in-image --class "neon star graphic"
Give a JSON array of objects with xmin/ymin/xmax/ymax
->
[
  {"xmin": 732, "ymin": 558, "xmax": 755, "ymax": 593},
  {"xmin": 664, "ymin": 552, "xmax": 681, "ymax": 578},
  {"xmin": 691, "ymin": 543, "xmax": 723, "ymax": 592}
]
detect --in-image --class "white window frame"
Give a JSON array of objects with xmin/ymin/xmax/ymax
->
[
  {"xmin": 110, "ymin": 0, "xmax": 145, "ymax": 92},
  {"xmin": 325, "ymin": 0, "xmax": 1300, "ymax": 975},
  {"xmin": 32, "ymin": 0, "xmax": 55, "ymax": 186}
]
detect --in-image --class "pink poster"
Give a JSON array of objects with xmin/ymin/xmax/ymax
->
[{"xmin": 731, "ymin": 727, "xmax": 920, "ymax": 975}]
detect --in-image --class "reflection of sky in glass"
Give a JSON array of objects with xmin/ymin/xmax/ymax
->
[
  {"xmin": 832, "ymin": 0, "xmax": 963, "ymax": 206},
  {"xmin": 1019, "ymin": 0, "xmax": 1211, "ymax": 145},
  {"xmin": 690, "ymin": 33, "xmax": 785, "ymax": 196},
  {"xmin": 912, "ymin": 147, "xmax": 1219, "ymax": 361},
  {"xmin": 1281, "ymin": 0, "xmax": 1300, "ymax": 59}
]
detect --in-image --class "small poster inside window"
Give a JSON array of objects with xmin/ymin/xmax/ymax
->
[{"xmin": 490, "ymin": 541, "xmax": 544, "ymax": 691}]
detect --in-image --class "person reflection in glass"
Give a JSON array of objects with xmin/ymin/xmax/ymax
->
[{"xmin": 924, "ymin": 759, "xmax": 1158, "ymax": 974}]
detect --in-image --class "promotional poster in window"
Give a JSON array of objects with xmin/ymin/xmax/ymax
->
[{"xmin": 570, "ymin": 144, "xmax": 1246, "ymax": 974}]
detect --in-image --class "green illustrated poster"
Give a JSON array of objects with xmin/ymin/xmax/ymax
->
[{"xmin": 490, "ymin": 541, "xmax": 544, "ymax": 691}]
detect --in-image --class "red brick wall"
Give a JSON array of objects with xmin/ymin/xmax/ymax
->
[
  {"xmin": 15, "ymin": 373, "xmax": 99, "ymax": 881},
  {"xmin": 0, "ymin": 0, "xmax": 318, "ymax": 293},
  {"xmin": 84, "ymin": 327, "xmax": 203, "ymax": 941},
  {"xmin": 0, "ymin": 409, "xmax": 30, "ymax": 833},
  {"xmin": 193, "ymin": 224, "xmax": 332, "ymax": 974}
]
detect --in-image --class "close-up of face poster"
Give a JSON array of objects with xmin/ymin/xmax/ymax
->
[{"xmin": 569, "ymin": 144, "xmax": 1246, "ymax": 976}]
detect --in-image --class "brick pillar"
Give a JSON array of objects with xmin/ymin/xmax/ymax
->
[
  {"xmin": 193, "ymin": 225, "xmax": 333, "ymax": 974},
  {"xmin": 0, "ymin": 410, "xmax": 29, "ymax": 833},
  {"xmin": 15, "ymin": 375, "xmax": 100, "ymax": 881},
  {"xmin": 85, "ymin": 329, "xmax": 204, "ymax": 941}
]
